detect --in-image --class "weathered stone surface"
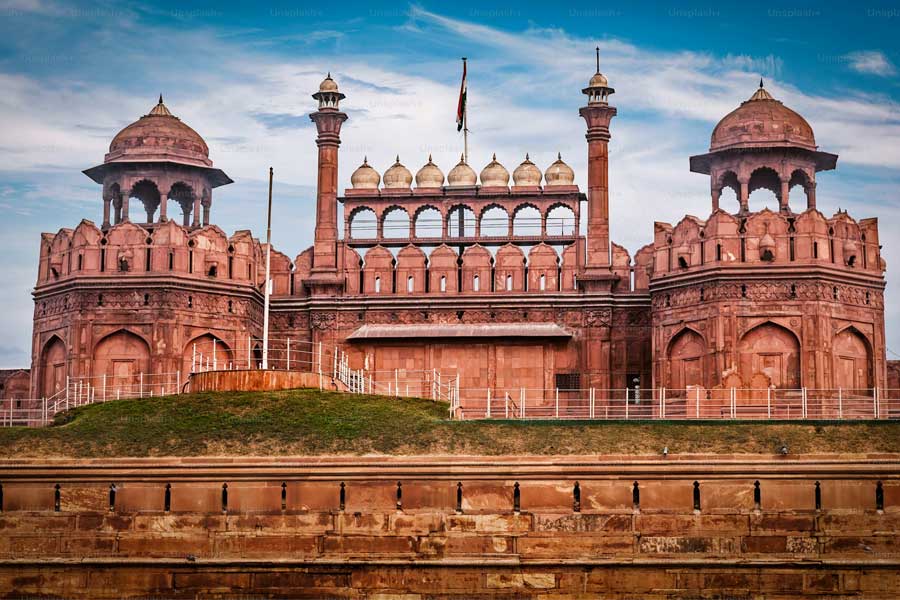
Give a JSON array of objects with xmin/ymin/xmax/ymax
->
[{"xmin": 485, "ymin": 572, "xmax": 556, "ymax": 589}]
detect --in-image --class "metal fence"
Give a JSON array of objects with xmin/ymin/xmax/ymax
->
[
  {"xmin": 448, "ymin": 387, "xmax": 900, "ymax": 421},
  {"xmin": 1, "ymin": 337, "xmax": 459, "ymax": 427}
]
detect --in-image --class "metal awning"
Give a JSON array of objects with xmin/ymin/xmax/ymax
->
[{"xmin": 347, "ymin": 323, "xmax": 573, "ymax": 341}]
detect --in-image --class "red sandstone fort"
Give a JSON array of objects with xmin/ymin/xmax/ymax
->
[{"xmin": 25, "ymin": 63, "xmax": 888, "ymax": 417}]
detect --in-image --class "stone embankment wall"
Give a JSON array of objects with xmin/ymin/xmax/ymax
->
[
  {"xmin": 189, "ymin": 369, "xmax": 333, "ymax": 392},
  {"xmin": 0, "ymin": 455, "xmax": 898, "ymax": 598}
]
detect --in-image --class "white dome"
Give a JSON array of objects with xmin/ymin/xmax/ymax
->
[
  {"xmin": 479, "ymin": 153, "xmax": 510, "ymax": 187},
  {"xmin": 447, "ymin": 154, "xmax": 477, "ymax": 187},
  {"xmin": 383, "ymin": 156, "xmax": 413, "ymax": 189}
]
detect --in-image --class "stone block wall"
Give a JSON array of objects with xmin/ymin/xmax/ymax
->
[{"xmin": 0, "ymin": 455, "xmax": 898, "ymax": 598}]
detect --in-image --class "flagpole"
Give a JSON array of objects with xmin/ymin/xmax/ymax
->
[
  {"xmin": 462, "ymin": 57, "xmax": 468, "ymax": 164},
  {"xmin": 262, "ymin": 166, "xmax": 273, "ymax": 370}
]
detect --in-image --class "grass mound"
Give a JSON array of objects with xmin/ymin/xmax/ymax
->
[{"xmin": 1, "ymin": 389, "xmax": 898, "ymax": 457}]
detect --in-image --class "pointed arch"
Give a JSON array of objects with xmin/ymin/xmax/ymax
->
[
  {"xmin": 832, "ymin": 326, "xmax": 873, "ymax": 391},
  {"xmin": 666, "ymin": 327, "xmax": 706, "ymax": 390},
  {"xmin": 738, "ymin": 321, "xmax": 800, "ymax": 388},
  {"xmin": 183, "ymin": 333, "xmax": 234, "ymax": 373},
  {"xmin": 39, "ymin": 334, "xmax": 67, "ymax": 398},
  {"xmin": 92, "ymin": 329, "xmax": 152, "ymax": 389}
]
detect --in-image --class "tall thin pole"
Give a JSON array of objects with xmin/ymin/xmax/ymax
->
[
  {"xmin": 262, "ymin": 167, "xmax": 273, "ymax": 370},
  {"xmin": 462, "ymin": 57, "xmax": 468, "ymax": 164}
]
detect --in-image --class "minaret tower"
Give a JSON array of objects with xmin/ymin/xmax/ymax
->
[
  {"xmin": 578, "ymin": 48, "xmax": 617, "ymax": 289},
  {"xmin": 308, "ymin": 73, "xmax": 348, "ymax": 294}
]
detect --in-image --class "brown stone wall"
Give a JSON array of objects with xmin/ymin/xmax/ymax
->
[{"xmin": 0, "ymin": 455, "xmax": 897, "ymax": 598}]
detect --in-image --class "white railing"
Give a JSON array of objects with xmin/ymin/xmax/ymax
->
[
  {"xmin": 330, "ymin": 346, "xmax": 458, "ymax": 412},
  {"xmin": 450, "ymin": 387, "xmax": 900, "ymax": 421}
]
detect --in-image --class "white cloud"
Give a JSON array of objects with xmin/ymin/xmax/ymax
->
[
  {"xmin": 844, "ymin": 50, "xmax": 897, "ymax": 77},
  {"xmin": 1, "ymin": 6, "xmax": 900, "ymax": 366}
]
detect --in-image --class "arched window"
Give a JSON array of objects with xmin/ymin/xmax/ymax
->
[
  {"xmin": 382, "ymin": 207, "xmax": 411, "ymax": 239},
  {"xmin": 414, "ymin": 207, "xmax": 443, "ymax": 238},
  {"xmin": 513, "ymin": 205, "xmax": 541, "ymax": 236},
  {"xmin": 349, "ymin": 208, "xmax": 377, "ymax": 239},
  {"xmin": 447, "ymin": 206, "xmax": 476, "ymax": 237},
  {"xmin": 407, "ymin": 275, "xmax": 414, "ymax": 292},
  {"xmin": 480, "ymin": 206, "xmax": 509, "ymax": 237},
  {"xmin": 748, "ymin": 167, "xmax": 780, "ymax": 211},
  {"xmin": 440, "ymin": 275, "xmax": 447, "ymax": 292},
  {"xmin": 546, "ymin": 205, "xmax": 576, "ymax": 235},
  {"xmin": 539, "ymin": 273, "xmax": 546, "ymax": 290},
  {"xmin": 374, "ymin": 276, "xmax": 381, "ymax": 293},
  {"xmin": 506, "ymin": 274, "xmax": 513, "ymax": 291},
  {"xmin": 473, "ymin": 274, "xmax": 480, "ymax": 291}
]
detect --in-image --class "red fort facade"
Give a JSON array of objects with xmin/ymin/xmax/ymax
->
[{"xmin": 29, "ymin": 68, "xmax": 887, "ymax": 414}]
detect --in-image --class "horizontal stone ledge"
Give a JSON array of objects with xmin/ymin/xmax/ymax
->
[
  {"xmin": 1, "ymin": 455, "xmax": 899, "ymax": 482},
  {"xmin": 1, "ymin": 557, "xmax": 898, "ymax": 568}
]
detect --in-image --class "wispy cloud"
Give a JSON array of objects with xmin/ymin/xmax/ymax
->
[
  {"xmin": 844, "ymin": 50, "xmax": 896, "ymax": 77},
  {"xmin": 0, "ymin": 4, "xmax": 898, "ymax": 366}
]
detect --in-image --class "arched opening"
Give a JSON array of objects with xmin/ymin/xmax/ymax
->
[
  {"xmin": 440, "ymin": 275, "xmax": 447, "ymax": 292},
  {"xmin": 183, "ymin": 334, "xmax": 234, "ymax": 374},
  {"xmin": 667, "ymin": 329, "xmax": 705, "ymax": 391},
  {"xmin": 92, "ymin": 330, "xmax": 152, "ymax": 392},
  {"xmin": 130, "ymin": 180, "xmax": 161, "ymax": 223},
  {"xmin": 512, "ymin": 205, "xmax": 541, "ymax": 236},
  {"xmin": 718, "ymin": 171, "xmax": 740, "ymax": 213},
  {"xmin": 40, "ymin": 335, "xmax": 66, "ymax": 398},
  {"xmin": 738, "ymin": 322, "xmax": 801, "ymax": 388},
  {"xmin": 413, "ymin": 207, "xmax": 442, "ymax": 238},
  {"xmin": 748, "ymin": 167, "xmax": 780, "ymax": 211},
  {"xmin": 107, "ymin": 183, "xmax": 122, "ymax": 224},
  {"xmin": 788, "ymin": 170, "xmax": 811, "ymax": 208},
  {"xmin": 253, "ymin": 344, "xmax": 263, "ymax": 368},
  {"xmin": 546, "ymin": 205, "xmax": 576, "ymax": 235},
  {"xmin": 833, "ymin": 328, "xmax": 872, "ymax": 391},
  {"xmin": 447, "ymin": 205, "xmax": 476, "ymax": 237},
  {"xmin": 374, "ymin": 276, "xmax": 381, "ymax": 293},
  {"xmin": 349, "ymin": 208, "xmax": 377, "ymax": 239},
  {"xmin": 167, "ymin": 182, "xmax": 194, "ymax": 226},
  {"xmin": 382, "ymin": 207, "xmax": 410, "ymax": 239},
  {"xmin": 480, "ymin": 206, "xmax": 509, "ymax": 237},
  {"xmin": 473, "ymin": 274, "xmax": 480, "ymax": 291}
]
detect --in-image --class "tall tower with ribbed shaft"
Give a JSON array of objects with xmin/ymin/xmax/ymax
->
[
  {"xmin": 308, "ymin": 73, "xmax": 347, "ymax": 293},
  {"xmin": 578, "ymin": 48, "xmax": 617, "ymax": 289}
]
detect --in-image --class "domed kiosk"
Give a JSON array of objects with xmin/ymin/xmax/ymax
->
[
  {"xmin": 83, "ymin": 96, "xmax": 232, "ymax": 229},
  {"xmin": 689, "ymin": 81, "xmax": 837, "ymax": 214}
]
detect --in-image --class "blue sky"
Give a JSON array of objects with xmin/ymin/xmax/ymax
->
[{"xmin": 0, "ymin": 0, "xmax": 899, "ymax": 368}]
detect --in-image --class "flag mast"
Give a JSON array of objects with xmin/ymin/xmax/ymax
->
[
  {"xmin": 462, "ymin": 57, "xmax": 468, "ymax": 163},
  {"xmin": 262, "ymin": 166, "xmax": 273, "ymax": 370}
]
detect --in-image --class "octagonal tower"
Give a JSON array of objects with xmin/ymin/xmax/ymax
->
[{"xmin": 650, "ymin": 82, "xmax": 886, "ymax": 412}]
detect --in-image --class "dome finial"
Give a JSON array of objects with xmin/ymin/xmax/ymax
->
[
  {"xmin": 525, "ymin": 152, "xmax": 530, "ymax": 160},
  {"xmin": 428, "ymin": 153, "xmax": 433, "ymax": 162},
  {"xmin": 158, "ymin": 93, "xmax": 163, "ymax": 104},
  {"xmin": 492, "ymin": 152, "xmax": 497, "ymax": 160},
  {"xmin": 596, "ymin": 46, "xmax": 600, "ymax": 73},
  {"xmin": 759, "ymin": 78, "xmax": 764, "ymax": 89}
]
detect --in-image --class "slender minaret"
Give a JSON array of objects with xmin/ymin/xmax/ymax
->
[
  {"xmin": 308, "ymin": 73, "xmax": 347, "ymax": 289},
  {"xmin": 579, "ymin": 48, "xmax": 617, "ymax": 281}
]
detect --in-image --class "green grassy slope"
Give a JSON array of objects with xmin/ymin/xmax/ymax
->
[{"xmin": 1, "ymin": 389, "xmax": 898, "ymax": 457}]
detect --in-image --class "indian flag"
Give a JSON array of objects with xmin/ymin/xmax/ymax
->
[{"xmin": 456, "ymin": 58, "xmax": 467, "ymax": 132}]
